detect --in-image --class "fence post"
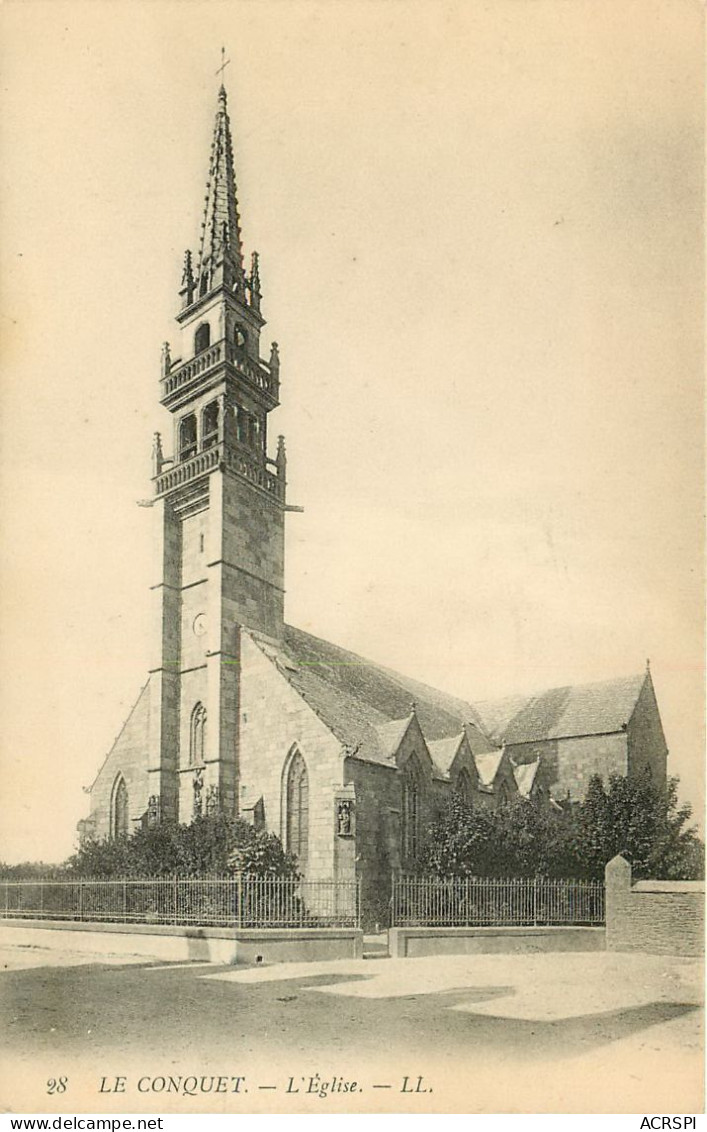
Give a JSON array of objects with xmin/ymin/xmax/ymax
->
[
  {"xmin": 533, "ymin": 876, "xmax": 538, "ymax": 927},
  {"xmin": 78, "ymin": 879, "xmax": 83, "ymax": 921},
  {"xmin": 4, "ymin": 880, "xmax": 8, "ymax": 918},
  {"xmin": 236, "ymin": 874, "xmax": 242, "ymax": 931},
  {"xmin": 173, "ymin": 875, "xmax": 178, "ymax": 924}
]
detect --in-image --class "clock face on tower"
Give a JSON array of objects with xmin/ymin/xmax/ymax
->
[{"xmin": 192, "ymin": 613, "xmax": 207, "ymax": 638}]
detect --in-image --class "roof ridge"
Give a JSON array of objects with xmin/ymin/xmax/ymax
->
[
  {"xmin": 284, "ymin": 623, "xmax": 490, "ymax": 735},
  {"xmin": 474, "ymin": 670, "xmax": 646, "ymax": 708}
]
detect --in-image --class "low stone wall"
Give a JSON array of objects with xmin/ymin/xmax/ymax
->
[
  {"xmin": 388, "ymin": 925, "xmax": 605, "ymax": 959},
  {"xmin": 605, "ymin": 855, "xmax": 705, "ymax": 956},
  {"xmin": 0, "ymin": 918, "xmax": 363, "ymax": 965}
]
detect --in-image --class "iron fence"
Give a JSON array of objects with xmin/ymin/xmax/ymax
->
[
  {"xmin": 392, "ymin": 875, "xmax": 604, "ymax": 927},
  {"xmin": 0, "ymin": 875, "xmax": 360, "ymax": 929}
]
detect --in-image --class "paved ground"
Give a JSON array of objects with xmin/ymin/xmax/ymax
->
[{"xmin": 0, "ymin": 939, "xmax": 702, "ymax": 1114}]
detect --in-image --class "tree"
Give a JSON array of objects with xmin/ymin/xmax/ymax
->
[{"xmin": 574, "ymin": 773, "xmax": 704, "ymax": 880}]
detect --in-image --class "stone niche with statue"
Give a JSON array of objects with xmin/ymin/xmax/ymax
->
[{"xmin": 333, "ymin": 786, "xmax": 356, "ymax": 881}]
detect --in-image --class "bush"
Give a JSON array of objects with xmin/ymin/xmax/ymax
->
[
  {"xmin": 64, "ymin": 813, "xmax": 298, "ymax": 878},
  {"xmin": 421, "ymin": 773, "xmax": 704, "ymax": 880}
]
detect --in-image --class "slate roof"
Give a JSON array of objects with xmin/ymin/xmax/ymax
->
[
  {"xmin": 375, "ymin": 716, "xmax": 414, "ymax": 760},
  {"xmin": 248, "ymin": 624, "xmax": 489, "ymax": 767},
  {"xmin": 463, "ymin": 720, "xmax": 499, "ymax": 756},
  {"xmin": 427, "ymin": 734, "xmax": 465, "ymax": 776},
  {"xmin": 248, "ymin": 625, "xmax": 648, "ymax": 776},
  {"xmin": 512, "ymin": 758, "xmax": 541, "ymax": 798},
  {"xmin": 473, "ymin": 673, "xmax": 647, "ymax": 746},
  {"xmin": 475, "ymin": 750, "xmax": 506, "ymax": 789}
]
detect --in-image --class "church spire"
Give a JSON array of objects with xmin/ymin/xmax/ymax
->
[{"xmin": 194, "ymin": 83, "xmax": 245, "ymax": 297}]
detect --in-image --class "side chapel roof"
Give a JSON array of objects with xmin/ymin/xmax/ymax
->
[
  {"xmin": 473, "ymin": 673, "xmax": 647, "ymax": 746},
  {"xmin": 512, "ymin": 758, "xmax": 541, "ymax": 798},
  {"xmin": 248, "ymin": 625, "xmax": 650, "ymax": 778}
]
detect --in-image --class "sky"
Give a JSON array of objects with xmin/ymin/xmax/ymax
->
[{"xmin": 0, "ymin": 0, "xmax": 703, "ymax": 863}]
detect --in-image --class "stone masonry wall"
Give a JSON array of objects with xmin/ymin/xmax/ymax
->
[
  {"xmin": 345, "ymin": 721, "xmax": 448, "ymax": 929},
  {"xmin": 237, "ymin": 632, "xmax": 345, "ymax": 881},
  {"xmin": 626, "ymin": 675, "xmax": 668, "ymax": 789},
  {"xmin": 507, "ymin": 734, "xmax": 627, "ymax": 802},
  {"xmin": 605, "ymin": 855, "xmax": 704, "ymax": 956},
  {"xmin": 88, "ymin": 682, "xmax": 152, "ymax": 840},
  {"xmin": 345, "ymin": 758, "xmax": 401, "ymax": 930},
  {"xmin": 221, "ymin": 474, "xmax": 284, "ymax": 639}
]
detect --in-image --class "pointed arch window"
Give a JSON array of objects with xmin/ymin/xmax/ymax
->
[
  {"xmin": 401, "ymin": 756, "xmax": 422, "ymax": 863},
  {"xmin": 190, "ymin": 702, "xmax": 207, "ymax": 765},
  {"xmin": 497, "ymin": 779, "xmax": 511, "ymax": 807},
  {"xmin": 111, "ymin": 775, "xmax": 129, "ymax": 840},
  {"xmin": 194, "ymin": 322, "xmax": 211, "ymax": 354},
  {"xmin": 179, "ymin": 414, "xmax": 197, "ymax": 462},
  {"xmin": 202, "ymin": 401, "xmax": 219, "ymax": 450},
  {"xmin": 285, "ymin": 751, "xmax": 309, "ymax": 870},
  {"xmin": 456, "ymin": 766, "xmax": 474, "ymax": 805}
]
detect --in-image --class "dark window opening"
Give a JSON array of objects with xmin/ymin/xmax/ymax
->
[
  {"xmin": 194, "ymin": 322, "xmax": 211, "ymax": 354},
  {"xmin": 179, "ymin": 414, "xmax": 197, "ymax": 461},
  {"xmin": 456, "ymin": 767, "xmax": 474, "ymax": 804},
  {"xmin": 235, "ymin": 406, "xmax": 247, "ymax": 445},
  {"xmin": 202, "ymin": 401, "xmax": 219, "ymax": 449},
  {"xmin": 112, "ymin": 776, "xmax": 129, "ymax": 840}
]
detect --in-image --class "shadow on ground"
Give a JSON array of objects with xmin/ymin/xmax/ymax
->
[{"xmin": 0, "ymin": 957, "xmax": 700, "ymax": 1065}]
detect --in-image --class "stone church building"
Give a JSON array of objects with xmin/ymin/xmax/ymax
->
[{"xmin": 80, "ymin": 84, "xmax": 668, "ymax": 920}]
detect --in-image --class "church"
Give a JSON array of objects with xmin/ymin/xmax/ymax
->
[{"xmin": 80, "ymin": 82, "xmax": 669, "ymax": 922}]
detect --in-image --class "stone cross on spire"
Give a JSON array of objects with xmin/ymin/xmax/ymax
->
[{"xmin": 215, "ymin": 46, "xmax": 230, "ymax": 84}]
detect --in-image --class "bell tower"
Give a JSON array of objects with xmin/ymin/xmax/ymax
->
[{"xmin": 147, "ymin": 82, "xmax": 287, "ymax": 824}]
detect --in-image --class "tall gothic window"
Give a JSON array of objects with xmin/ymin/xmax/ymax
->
[
  {"xmin": 202, "ymin": 401, "xmax": 219, "ymax": 449},
  {"xmin": 456, "ymin": 767, "xmax": 474, "ymax": 805},
  {"xmin": 179, "ymin": 414, "xmax": 197, "ymax": 461},
  {"xmin": 401, "ymin": 756, "xmax": 422, "ymax": 863},
  {"xmin": 285, "ymin": 751, "xmax": 309, "ymax": 870},
  {"xmin": 497, "ymin": 779, "xmax": 510, "ymax": 807},
  {"xmin": 111, "ymin": 775, "xmax": 129, "ymax": 840},
  {"xmin": 190, "ymin": 702, "xmax": 206, "ymax": 765}
]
